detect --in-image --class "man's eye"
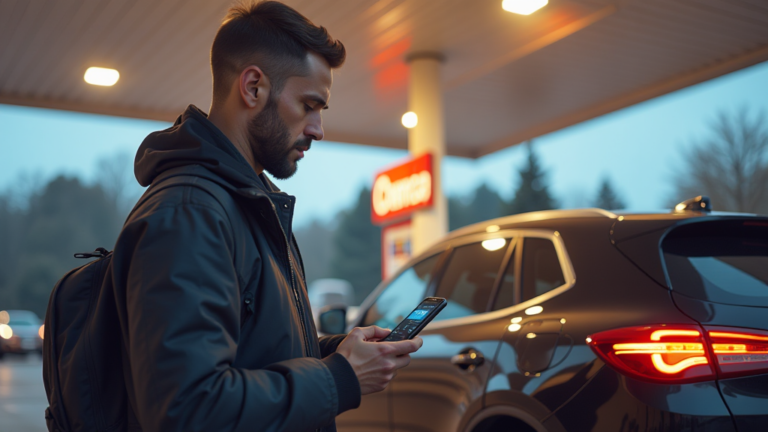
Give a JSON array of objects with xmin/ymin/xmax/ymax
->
[{"xmin": 304, "ymin": 104, "xmax": 312, "ymax": 112}]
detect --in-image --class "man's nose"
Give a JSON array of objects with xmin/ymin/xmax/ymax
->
[{"xmin": 305, "ymin": 118, "xmax": 324, "ymax": 141}]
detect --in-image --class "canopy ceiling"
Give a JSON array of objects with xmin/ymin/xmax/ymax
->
[{"xmin": 1, "ymin": 0, "xmax": 767, "ymax": 158}]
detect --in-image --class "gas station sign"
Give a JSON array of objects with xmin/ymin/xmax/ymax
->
[{"xmin": 371, "ymin": 154, "xmax": 433, "ymax": 225}]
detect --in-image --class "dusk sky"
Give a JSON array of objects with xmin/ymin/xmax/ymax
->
[{"xmin": 1, "ymin": 59, "xmax": 767, "ymax": 228}]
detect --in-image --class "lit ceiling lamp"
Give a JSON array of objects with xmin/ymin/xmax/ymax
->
[
  {"xmin": 401, "ymin": 111, "xmax": 418, "ymax": 128},
  {"xmin": 84, "ymin": 67, "xmax": 120, "ymax": 86},
  {"xmin": 502, "ymin": 0, "xmax": 548, "ymax": 15}
]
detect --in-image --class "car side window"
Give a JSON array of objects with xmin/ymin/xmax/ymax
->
[
  {"xmin": 433, "ymin": 240, "xmax": 509, "ymax": 321},
  {"xmin": 521, "ymin": 237, "xmax": 565, "ymax": 302},
  {"xmin": 362, "ymin": 254, "xmax": 442, "ymax": 329},
  {"xmin": 492, "ymin": 244, "xmax": 517, "ymax": 310}
]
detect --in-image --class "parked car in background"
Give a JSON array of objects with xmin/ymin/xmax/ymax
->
[
  {"xmin": 0, "ymin": 309, "xmax": 44, "ymax": 359},
  {"xmin": 307, "ymin": 278, "xmax": 359, "ymax": 335},
  {"xmin": 324, "ymin": 197, "xmax": 768, "ymax": 432}
]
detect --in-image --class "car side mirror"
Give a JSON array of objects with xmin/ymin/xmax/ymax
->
[{"xmin": 319, "ymin": 305, "xmax": 347, "ymax": 335}]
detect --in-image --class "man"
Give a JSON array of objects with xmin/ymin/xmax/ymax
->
[{"xmin": 111, "ymin": 2, "xmax": 422, "ymax": 431}]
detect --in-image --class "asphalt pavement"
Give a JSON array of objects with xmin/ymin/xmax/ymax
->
[{"xmin": 0, "ymin": 354, "xmax": 48, "ymax": 432}]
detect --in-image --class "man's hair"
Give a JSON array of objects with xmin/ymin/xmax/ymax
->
[{"xmin": 211, "ymin": 1, "xmax": 346, "ymax": 104}]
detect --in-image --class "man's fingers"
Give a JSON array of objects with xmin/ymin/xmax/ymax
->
[
  {"xmin": 393, "ymin": 354, "xmax": 411, "ymax": 370},
  {"xmin": 412, "ymin": 336, "xmax": 423, "ymax": 349},
  {"xmin": 385, "ymin": 338, "xmax": 422, "ymax": 356},
  {"xmin": 351, "ymin": 325, "xmax": 390, "ymax": 341},
  {"xmin": 370, "ymin": 325, "xmax": 391, "ymax": 339}
]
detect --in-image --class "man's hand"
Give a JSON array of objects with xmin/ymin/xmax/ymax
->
[{"xmin": 336, "ymin": 326, "xmax": 423, "ymax": 395}]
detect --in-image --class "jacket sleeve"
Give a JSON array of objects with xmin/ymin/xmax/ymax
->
[
  {"xmin": 319, "ymin": 334, "xmax": 347, "ymax": 358},
  {"xmin": 114, "ymin": 201, "xmax": 357, "ymax": 432}
]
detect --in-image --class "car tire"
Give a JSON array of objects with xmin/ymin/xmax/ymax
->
[{"xmin": 463, "ymin": 406, "xmax": 550, "ymax": 432}]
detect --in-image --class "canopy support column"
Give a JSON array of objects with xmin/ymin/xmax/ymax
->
[{"xmin": 407, "ymin": 53, "xmax": 447, "ymax": 255}]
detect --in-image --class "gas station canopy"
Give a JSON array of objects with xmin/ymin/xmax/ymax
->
[{"xmin": 1, "ymin": 0, "xmax": 767, "ymax": 158}]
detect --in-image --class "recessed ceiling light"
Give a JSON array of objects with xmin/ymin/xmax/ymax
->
[
  {"xmin": 502, "ymin": 0, "xmax": 548, "ymax": 15},
  {"xmin": 401, "ymin": 111, "xmax": 418, "ymax": 128},
  {"xmin": 84, "ymin": 67, "xmax": 120, "ymax": 86}
]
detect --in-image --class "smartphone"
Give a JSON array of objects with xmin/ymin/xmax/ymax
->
[{"xmin": 378, "ymin": 297, "xmax": 448, "ymax": 342}]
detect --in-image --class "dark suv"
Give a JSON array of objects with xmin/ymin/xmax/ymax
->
[{"xmin": 333, "ymin": 199, "xmax": 768, "ymax": 432}]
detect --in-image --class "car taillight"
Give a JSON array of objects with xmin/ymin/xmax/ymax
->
[
  {"xmin": 588, "ymin": 325, "xmax": 714, "ymax": 383},
  {"xmin": 707, "ymin": 326, "xmax": 768, "ymax": 379},
  {"xmin": 588, "ymin": 325, "xmax": 768, "ymax": 384}
]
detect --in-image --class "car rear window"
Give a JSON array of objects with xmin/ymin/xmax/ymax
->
[{"xmin": 662, "ymin": 220, "xmax": 768, "ymax": 307}]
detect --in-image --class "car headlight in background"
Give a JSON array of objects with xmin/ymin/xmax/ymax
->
[{"xmin": 0, "ymin": 324, "xmax": 12, "ymax": 339}]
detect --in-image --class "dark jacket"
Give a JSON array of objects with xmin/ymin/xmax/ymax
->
[{"xmin": 110, "ymin": 105, "xmax": 360, "ymax": 432}]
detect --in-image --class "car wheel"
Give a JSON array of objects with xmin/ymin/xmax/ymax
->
[{"xmin": 471, "ymin": 415, "xmax": 536, "ymax": 432}]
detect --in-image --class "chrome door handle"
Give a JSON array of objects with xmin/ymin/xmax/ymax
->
[{"xmin": 451, "ymin": 350, "xmax": 485, "ymax": 367}]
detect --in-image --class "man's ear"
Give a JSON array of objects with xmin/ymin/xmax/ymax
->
[{"xmin": 239, "ymin": 66, "xmax": 271, "ymax": 110}]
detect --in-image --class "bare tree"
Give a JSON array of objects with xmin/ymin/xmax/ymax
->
[
  {"xmin": 671, "ymin": 108, "xmax": 768, "ymax": 214},
  {"xmin": 94, "ymin": 151, "xmax": 140, "ymax": 215}
]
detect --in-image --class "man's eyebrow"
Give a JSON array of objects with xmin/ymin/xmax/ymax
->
[{"xmin": 306, "ymin": 94, "xmax": 329, "ymax": 110}]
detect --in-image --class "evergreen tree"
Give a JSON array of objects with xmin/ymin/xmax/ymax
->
[
  {"xmin": 504, "ymin": 141, "xmax": 557, "ymax": 215},
  {"xmin": 593, "ymin": 177, "xmax": 625, "ymax": 210},
  {"xmin": 449, "ymin": 184, "xmax": 506, "ymax": 231},
  {"xmin": 471, "ymin": 184, "xmax": 505, "ymax": 222},
  {"xmin": 329, "ymin": 187, "xmax": 382, "ymax": 304},
  {"xmin": 448, "ymin": 196, "xmax": 471, "ymax": 231}
]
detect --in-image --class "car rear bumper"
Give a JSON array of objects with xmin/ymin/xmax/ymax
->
[
  {"xmin": 543, "ymin": 365, "xmax": 737, "ymax": 432},
  {"xmin": 719, "ymin": 372, "xmax": 768, "ymax": 432}
]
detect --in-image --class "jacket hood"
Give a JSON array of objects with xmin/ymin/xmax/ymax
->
[{"xmin": 135, "ymin": 105, "xmax": 264, "ymax": 189}]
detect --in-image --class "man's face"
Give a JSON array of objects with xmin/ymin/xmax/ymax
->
[{"xmin": 247, "ymin": 52, "xmax": 332, "ymax": 180}]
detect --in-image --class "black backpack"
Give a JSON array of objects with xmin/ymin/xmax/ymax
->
[{"xmin": 42, "ymin": 167, "xmax": 249, "ymax": 432}]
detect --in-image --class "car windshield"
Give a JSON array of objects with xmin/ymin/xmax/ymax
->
[{"xmin": 662, "ymin": 220, "xmax": 768, "ymax": 307}]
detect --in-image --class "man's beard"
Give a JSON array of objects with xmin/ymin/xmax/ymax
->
[{"xmin": 247, "ymin": 97, "xmax": 311, "ymax": 180}]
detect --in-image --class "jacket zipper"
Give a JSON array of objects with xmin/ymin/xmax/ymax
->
[
  {"xmin": 268, "ymin": 202, "xmax": 312, "ymax": 358},
  {"xmin": 241, "ymin": 291, "xmax": 255, "ymax": 327},
  {"xmin": 266, "ymin": 200, "xmax": 324, "ymax": 431}
]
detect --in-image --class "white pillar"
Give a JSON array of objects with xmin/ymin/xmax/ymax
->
[{"xmin": 407, "ymin": 53, "xmax": 447, "ymax": 255}]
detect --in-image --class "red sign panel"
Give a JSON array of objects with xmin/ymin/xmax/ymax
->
[{"xmin": 371, "ymin": 153, "xmax": 433, "ymax": 225}]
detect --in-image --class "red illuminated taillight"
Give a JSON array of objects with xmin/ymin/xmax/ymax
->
[
  {"xmin": 588, "ymin": 325, "xmax": 768, "ymax": 383},
  {"xmin": 707, "ymin": 326, "xmax": 768, "ymax": 379},
  {"xmin": 587, "ymin": 325, "xmax": 714, "ymax": 383}
]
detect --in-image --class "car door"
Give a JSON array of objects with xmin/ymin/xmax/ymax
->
[
  {"xmin": 336, "ymin": 252, "xmax": 445, "ymax": 432},
  {"xmin": 485, "ymin": 231, "xmax": 581, "ymax": 415},
  {"xmin": 390, "ymin": 234, "xmax": 518, "ymax": 432}
]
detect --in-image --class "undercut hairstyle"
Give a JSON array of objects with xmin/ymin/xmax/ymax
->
[{"xmin": 211, "ymin": 1, "xmax": 346, "ymax": 105}]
